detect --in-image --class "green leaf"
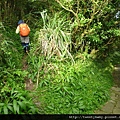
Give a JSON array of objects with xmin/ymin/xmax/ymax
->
[
  {"xmin": 17, "ymin": 101, "xmax": 26, "ymax": 110},
  {"xmin": 16, "ymin": 105, "xmax": 20, "ymax": 114},
  {"xmin": 63, "ymin": 87, "xmax": 69, "ymax": 93},
  {"xmin": 0, "ymin": 107, "xmax": 2, "ymax": 113},
  {"xmin": 28, "ymin": 106, "xmax": 37, "ymax": 114},
  {"xmin": 79, "ymin": 105, "xmax": 85, "ymax": 109},
  {"xmin": 20, "ymin": 96, "xmax": 26, "ymax": 101},
  {"xmin": 4, "ymin": 105, "xmax": 8, "ymax": 114},
  {"xmin": 47, "ymin": 106, "xmax": 54, "ymax": 110},
  {"xmin": 0, "ymin": 103, "xmax": 4, "ymax": 106},
  {"xmin": 72, "ymin": 108, "xmax": 79, "ymax": 114},
  {"xmin": 7, "ymin": 105, "xmax": 13, "ymax": 112},
  {"xmin": 71, "ymin": 82, "xmax": 76, "ymax": 87},
  {"xmin": 54, "ymin": 86, "xmax": 61, "ymax": 92},
  {"xmin": 17, "ymin": 101, "xmax": 23, "ymax": 108},
  {"xmin": 14, "ymin": 93, "xmax": 22, "ymax": 98},
  {"xmin": 13, "ymin": 100, "xmax": 17, "ymax": 113}
]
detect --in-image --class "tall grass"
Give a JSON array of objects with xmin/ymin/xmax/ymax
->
[{"xmin": 30, "ymin": 11, "xmax": 74, "ymax": 63}]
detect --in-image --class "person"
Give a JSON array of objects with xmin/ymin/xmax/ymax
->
[{"xmin": 16, "ymin": 20, "xmax": 30, "ymax": 53}]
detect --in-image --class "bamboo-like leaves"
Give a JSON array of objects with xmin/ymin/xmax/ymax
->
[{"xmin": 37, "ymin": 11, "xmax": 74, "ymax": 63}]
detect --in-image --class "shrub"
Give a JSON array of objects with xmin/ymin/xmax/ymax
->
[
  {"xmin": 37, "ymin": 59, "xmax": 113, "ymax": 114},
  {"xmin": 0, "ymin": 87, "xmax": 38, "ymax": 114}
]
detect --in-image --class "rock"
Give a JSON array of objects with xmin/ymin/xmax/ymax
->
[
  {"xmin": 113, "ymin": 107, "xmax": 120, "ymax": 114},
  {"xmin": 101, "ymin": 102, "xmax": 115, "ymax": 113},
  {"xmin": 111, "ymin": 87, "xmax": 120, "ymax": 92},
  {"xmin": 94, "ymin": 110, "xmax": 107, "ymax": 114},
  {"xmin": 116, "ymin": 101, "xmax": 120, "ymax": 109},
  {"xmin": 110, "ymin": 92, "xmax": 117, "ymax": 101}
]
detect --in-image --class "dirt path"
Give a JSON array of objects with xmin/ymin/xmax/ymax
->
[
  {"xmin": 94, "ymin": 65, "xmax": 120, "ymax": 114},
  {"xmin": 22, "ymin": 54, "xmax": 41, "ymax": 107},
  {"xmin": 22, "ymin": 54, "xmax": 34, "ymax": 90}
]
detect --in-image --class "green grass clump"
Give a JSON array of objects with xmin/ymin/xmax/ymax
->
[{"xmin": 36, "ymin": 59, "xmax": 113, "ymax": 114}]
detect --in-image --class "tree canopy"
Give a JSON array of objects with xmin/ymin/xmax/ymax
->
[{"xmin": 0, "ymin": 0, "xmax": 119, "ymax": 56}]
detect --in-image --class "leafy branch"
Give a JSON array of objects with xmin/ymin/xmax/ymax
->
[{"xmin": 55, "ymin": 0, "xmax": 80, "ymax": 28}]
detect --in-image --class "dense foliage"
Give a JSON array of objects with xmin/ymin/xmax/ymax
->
[
  {"xmin": 0, "ymin": 27, "xmax": 39, "ymax": 114},
  {"xmin": 0, "ymin": 0, "xmax": 120, "ymax": 114},
  {"xmin": 34, "ymin": 59, "xmax": 113, "ymax": 114}
]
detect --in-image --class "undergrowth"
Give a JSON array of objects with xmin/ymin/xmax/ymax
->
[
  {"xmin": 28, "ymin": 56, "xmax": 113, "ymax": 114},
  {"xmin": 0, "ymin": 19, "xmax": 115, "ymax": 114},
  {"xmin": 0, "ymin": 26, "xmax": 39, "ymax": 114},
  {"xmin": 26, "ymin": 12, "xmax": 114, "ymax": 114}
]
